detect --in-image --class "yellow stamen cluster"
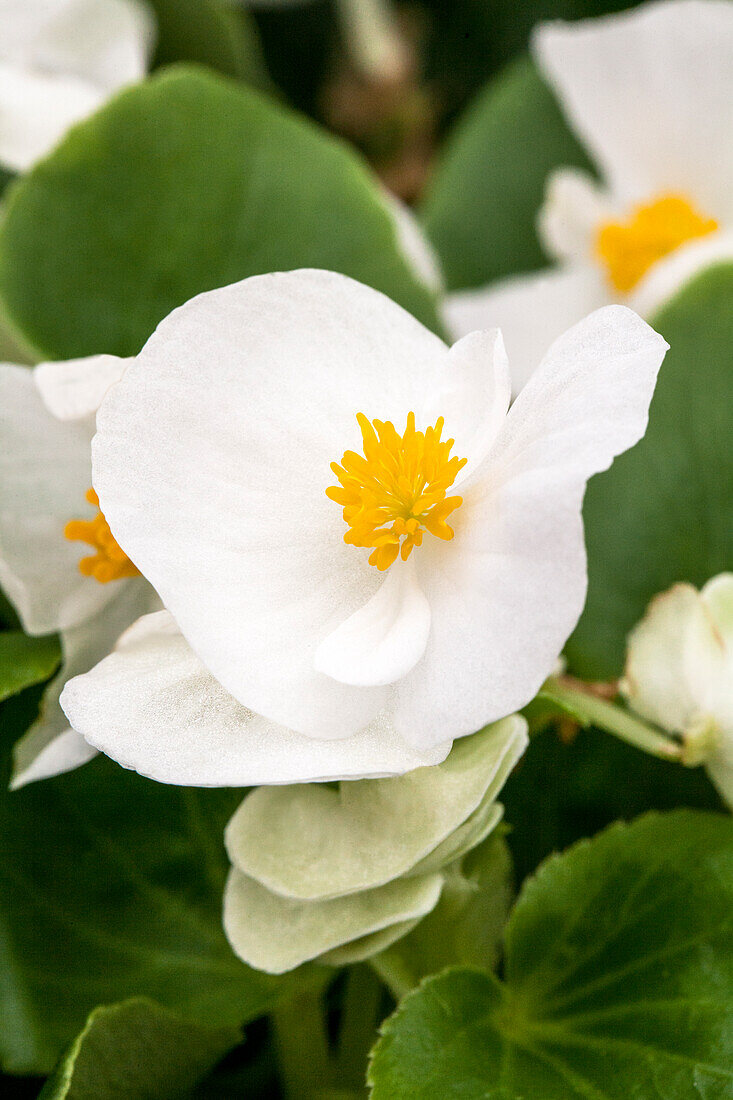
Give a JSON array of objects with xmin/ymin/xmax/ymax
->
[
  {"xmin": 327, "ymin": 412, "xmax": 467, "ymax": 571},
  {"xmin": 595, "ymin": 193, "xmax": 718, "ymax": 292},
  {"xmin": 64, "ymin": 488, "xmax": 139, "ymax": 584}
]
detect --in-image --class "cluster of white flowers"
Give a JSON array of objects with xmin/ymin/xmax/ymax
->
[{"xmin": 0, "ymin": 0, "xmax": 729, "ymax": 981}]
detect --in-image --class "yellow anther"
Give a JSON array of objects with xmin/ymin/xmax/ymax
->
[
  {"xmin": 327, "ymin": 412, "xmax": 467, "ymax": 570},
  {"xmin": 64, "ymin": 488, "xmax": 139, "ymax": 584},
  {"xmin": 596, "ymin": 193, "xmax": 718, "ymax": 292}
]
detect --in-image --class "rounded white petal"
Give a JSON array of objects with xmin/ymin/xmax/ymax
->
[
  {"xmin": 0, "ymin": 364, "xmax": 120, "ymax": 634},
  {"xmin": 59, "ymin": 611, "xmax": 451, "ymax": 786},
  {"xmin": 0, "ymin": 0, "xmax": 156, "ymax": 89},
  {"xmin": 0, "ymin": 62, "xmax": 103, "ymax": 172},
  {"xmin": 537, "ymin": 167, "xmax": 616, "ymax": 264},
  {"xmin": 622, "ymin": 583, "xmax": 704, "ymax": 734},
  {"xmin": 222, "ymin": 867, "xmax": 443, "ymax": 974},
  {"xmin": 422, "ymin": 329, "xmax": 510, "ymax": 479},
  {"xmin": 314, "ymin": 558, "xmax": 430, "ymax": 686},
  {"xmin": 93, "ymin": 270, "xmax": 453, "ymax": 738},
  {"xmin": 10, "ymin": 577, "xmax": 158, "ymax": 788},
  {"xmin": 630, "ymin": 231, "xmax": 733, "ymax": 319},
  {"xmin": 393, "ymin": 305, "xmax": 668, "ymax": 747},
  {"xmin": 224, "ymin": 715, "xmax": 526, "ymax": 900},
  {"xmin": 34, "ymin": 354, "xmax": 131, "ymax": 421},
  {"xmin": 533, "ymin": 1, "xmax": 733, "ymax": 218},
  {"xmin": 443, "ymin": 265, "xmax": 610, "ymax": 394}
]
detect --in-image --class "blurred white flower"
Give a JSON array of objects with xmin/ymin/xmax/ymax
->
[
  {"xmin": 0, "ymin": 354, "xmax": 158, "ymax": 787},
  {"xmin": 0, "ymin": 0, "xmax": 155, "ymax": 172},
  {"xmin": 60, "ymin": 268, "xmax": 667, "ymax": 786},
  {"xmin": 622, "ymin": 574, "xmax": 733, "ymax": 807},
  {"xmin": 445, "ymin": 0, "xmax": 733, "ymax": 392}
]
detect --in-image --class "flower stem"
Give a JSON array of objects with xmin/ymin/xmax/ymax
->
[
  {"xmin": 271, "ymin": 990, "xmax": 334, "ymax": 1099},
  {"xmin": 369, "ymin": 950, "xmax": 417, "ymax": 1001},
  {"xmin": 544, "ymin": 677, "xmax": 683, "ymax": 761},
  {"xmin": 336, "ymin": 964, "xmax": 383, "ymax": 1088}
]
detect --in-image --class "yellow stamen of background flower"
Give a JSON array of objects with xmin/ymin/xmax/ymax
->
[
  {"xmin": 64, "ymin": 488, "xmax": 139, "ymax": 583},
  {"xmin": 327, "ymin": 412, "xmax": 467, "ymax": 571},
  {"xmin": 595, "ymin": 193, "xmax": 718, "ymax": 293}
]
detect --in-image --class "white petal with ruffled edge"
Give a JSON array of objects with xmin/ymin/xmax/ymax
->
[
  {"xmin": 59, "ymin": 610, "xmax": 452, "ymax": 786},
  {"xmin": 533, "ymin": 1, "xmax": 733, "ymax": 219},
  {"xmin": 35, "ymin": 354, "xmax": 131, "ymax": 421},
  {"xmin": 537, "ymin": 168, "xmax": 616, "ymax": 264},
  {"xmin": 92, "ymin": 270, "xmax": 465, "ymax": 739},
  {"xmin": 0, "ymin": 364, "xmax": 121, "ymax": 634},
  {"xmin": 443, "ymin": 265, "xmax": 610, "ymax": 394},
  {"xmin": 392, "ymin": 305, "xmax": 668, "ymax": 748},
  {"xmin": 11, "ymin": 576, "xmax": 158, "ymax": 789}
]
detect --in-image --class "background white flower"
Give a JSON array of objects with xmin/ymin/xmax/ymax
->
[
  {"xmin": 0, "ymin": 354, "xmax": 158, "ymax": 787},
  {"xmin": 0, "ymin": 0, "xmax": 155, "ymax": 172},
  {"xmin": 445, "ymin": 0, "xmax": 733, "ymax": 392},
  {"xmin": 60, "ymin": 268, "xmax": 667, "ymax": 786},
  {"xmin": 622, "ymin": 574, "xmax": 733, "ymax": 808}
]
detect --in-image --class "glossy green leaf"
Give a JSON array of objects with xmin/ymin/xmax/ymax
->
[
  {"xmin": 0, "ymin": 66, "xmax": 440, "ymax": 362},
  {"xmin": 369, "ymin": 810, "xmax": 733, "ymax": 1099},
  {"xmin": 40, "ymin": 998, "xmax": 239, "ymax": 1100},
  {"xmin": 419, "ymin": 56, "xmax": 591, "ymax": 291},
  {"xmin": 568, "ymin": 263, "xmax": 733, "ymax": 679},
  {"xmin": 0, "ymin": 702, "xmax": 316, "ymax": 1076},
  {"xmin": 0, "ymin": 631, "xmax": 60, "ymax": 704},
  {"xmin": 147, "ymin": 0, "xmax": 269, "ymax": 87}
]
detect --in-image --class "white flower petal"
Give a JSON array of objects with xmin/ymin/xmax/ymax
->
[
  {"xmin": 34, "ymin": 354, "xmax": 131, "ymax": 421},
  {"xmin": 622, "ymin": 583, "xmax": 704, "ymax": 734},
  {"xmin": 0, "ymin": 364, "xmax": 118, "ymax": 633},
  {"xmin": 93, "ymin": 270, "xmax": 453, "ymax": 738},
  {"xmin": 222, "ymin": 867, "xmax": 443, "ymax": 974},
  {"xmin": 393, "ymin": 305, "xmax": 667, "ymax": 747},
  {"xmin": 422, "ymin": 329, "xmax": 510, "ymax": 479},
  {"xmin": 443, "ymin": 265, "xmax": 610, "ymax": 394},
  {"xmin": 10, "ymin": 576, "xmax": 157, "ymax": 788},
  {"xmin": 533, "ymin": 1, "xmax": 733, "ymax": 219},
  {"xmin": 314, "ymin": 558, "xmax": 430, "ymax": 687},
  {"xmin": 0, "ymin": 62, "xmax": 103, "ymax": 172},
  {"xmin": 60, "ymin": 611, "xmax": 451, "ymax": 786},
  {"xmin": 630, "ymin": 231, "xmax": 733, "ymax": 319},
  {"xmin": 0, "ymin": 0, "xmax": 156, "ymax": 89},
  {"xmin": 537, "ymin": 167, "xmax": 616, "ymax": 264}
]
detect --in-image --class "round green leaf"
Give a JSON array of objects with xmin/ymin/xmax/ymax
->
[
  {"xmin": 0, "ymin": 721, "xmax": 316, "ymax": 1076},
  {"xmin": 0, "ymin": 66, "xmax": 440, "ymax": 361},
  {"xmin": 369, "ymin": 810, "xmax": 733, "ymax": 1098},
  {"xmin": 419, "ymin": 56, "xmax": 592, "ymax": 292},
  {"xmin": 225, "ymin": 717, "xmax": 526, "ymax": 900},
  {"xmin": 40, "ymin": 998, "xmax": 239, "ymax": 1100},
  {"xmin": 146, "ymin": 0, "xmax": 269, "ymax": 87},
  {"xmin": 568, "ymin": 263, "xmax": 733, "ymax": 679},
  {"xmin": 0, "ymin": 631, "xmax": 60, "ymax": 704}
]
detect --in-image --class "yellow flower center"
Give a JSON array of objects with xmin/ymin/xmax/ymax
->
[
  {"xmin": 327, "ymin": 412, "xmax": 467, "ymax": 571},
  {"xmin": 64, "ymin": 488, "xmax": 139, "ymax": 584},
  {"xmin": 595, "ymin": 193, "xmax": 718, "ymax": 292}
]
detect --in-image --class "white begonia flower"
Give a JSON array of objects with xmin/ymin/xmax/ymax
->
[
  {"xmin": 0, "ymin": 354, "xmax": 159, "ymax": 788},
  {"xmin": 445, "ymin": 0, "xmax": 733, "ymax": 392},
  {"xmin": 0, "ymin": 0, "xmax": 156, "ymax": 172},
  {"xmin": 622, "ymin": 575, "xmax": 733, "ymax": 808},
  {"xmin": 60, "ymin": 268, "xmax": 667, "ymax": 786}
]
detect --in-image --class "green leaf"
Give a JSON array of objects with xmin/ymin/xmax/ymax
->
[
  {"xmin": 369, "ymin": 810, "xmax": 733, "ymax": 1099},
  {"xmin": 0, "ymin": 66, "xmax": 440, "ymax": 362},
  {"xmin": 568, "ymin": 262, "xmax": 733, "ymax": 679},
  {"xmin": 419, "ymin": 56, "xmax": 591, "ymax": 291},
  {"xmin": 147, "ymin": 0, "xmax": 269, "ymax": 87},
  {"xmin": 0, "ymin": 707, "xmax": 318, "ymax": 1076},
  {"xmin": 40, "ymin": 998, "xmax": 239, "ymax": 1100},
  {"xmin": 0, "ymin": 631, "xmax": 60, "ymax": 704}
]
